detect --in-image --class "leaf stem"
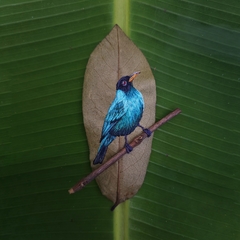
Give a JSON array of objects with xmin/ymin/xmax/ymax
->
[
  {"xmin": 114, "ymin": 200, "xmax": 129, "ymax": 240},
  {"xmin": 113, "ymin": 0, "xmax": 129, "ymax": 36},
  {"xmin": 68, "ymin": 108, "xmax": 181, "ymax": 194}
]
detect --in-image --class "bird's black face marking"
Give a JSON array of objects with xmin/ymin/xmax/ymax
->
[{"xmin": 116, "ymin": 76, "xmax": 132, "ymax": 92}]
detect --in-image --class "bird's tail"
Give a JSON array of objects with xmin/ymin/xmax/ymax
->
[{"xmin": 93, "ymin": 135, "xmax": 115, "ymax": 165}]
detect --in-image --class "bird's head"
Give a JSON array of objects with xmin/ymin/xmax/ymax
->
[{"xmin": 116, "ymin": 71, "xmax": 140, "ymax": 92}]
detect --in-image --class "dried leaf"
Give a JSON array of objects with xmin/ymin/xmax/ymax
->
[{"xmin": 83, "ymin": 25, "xmax": 156, "ymax": 207}]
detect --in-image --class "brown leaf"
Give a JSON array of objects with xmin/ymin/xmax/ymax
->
[{"xmin": 82, "ymin": 25, "xmax": 156, "ymax": 207}]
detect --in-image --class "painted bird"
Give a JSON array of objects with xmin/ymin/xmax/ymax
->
[{"xmin": 93, "ymin": 71, "xmax": 151, "ymax": 165}]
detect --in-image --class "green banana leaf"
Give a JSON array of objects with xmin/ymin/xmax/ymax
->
[{"xmin": 1, "ymin": 1, "xmax": 239, "ymax": 240}]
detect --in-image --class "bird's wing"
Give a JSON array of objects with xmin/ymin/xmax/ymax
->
[{"xmin": 100, "ymin": 91, "xmax": 127, "ymax": 141}]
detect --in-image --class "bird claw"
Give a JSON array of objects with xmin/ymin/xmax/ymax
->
[
  {"xmin": 143, "ymin": 128, "xmax": 152, "ymax": 137},
  {"xmin": 125, "ymin": 143, "xmax": 133, "ymax": 153},
  {"xmin": 138, "ymin": 124, "xmax": 152, "ymax": 137}
]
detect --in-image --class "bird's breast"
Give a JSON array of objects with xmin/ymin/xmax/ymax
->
[{"xmin": 110, "ymin": 89, "xmax": 144, "ymax": 136}]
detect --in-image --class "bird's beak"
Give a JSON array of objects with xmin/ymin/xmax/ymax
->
[{"xmin": 129, "ymin": 71, "xmax": 141, "ymax": 82}]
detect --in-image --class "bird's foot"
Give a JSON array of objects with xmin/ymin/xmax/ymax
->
[
  {"xmin": 138, "ymin": 124, "xmax": 152, "ymax": 137},
  {"xmin": 125, "ymin": 143, "xmax": 133, "ymax": 153},
  {"xmin": 143, "ymin": 128, "xmax": 152, "ymax": 137}
]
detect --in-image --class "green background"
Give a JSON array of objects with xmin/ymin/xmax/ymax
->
[{"xmin": 1, "ymin": 0, "xmax": 240, "ymax": 239}]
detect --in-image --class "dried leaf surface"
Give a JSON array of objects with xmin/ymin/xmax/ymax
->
[{"xmin": 83, "ymin": 25, "xmax": 156, "ymax": 205}]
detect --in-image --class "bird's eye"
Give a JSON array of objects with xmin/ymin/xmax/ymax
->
[{"xmin": 121, "ymin": 80, "xmax": 127, "ymax": 86}]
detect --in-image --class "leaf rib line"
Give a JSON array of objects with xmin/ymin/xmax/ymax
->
[
  {"xmin": 153, "ymin": 141, "xmax": 236, "ymax": 173},
  {"xmin": 144, "ymin": 47, "xmax": 240, "ymax": 88},
  {"xmin": 0, "ymin": 4, "xmax": 111, "ymax": 28},
  {"xmin": 157, "ymin": 94, "xmax": 240, "ymax": 125},
  {"xmin": 134, "ymin": 15, "xmax": 240, "ymax": 52},
  {"xmin": 149, "ymin": 160, "xmax": 237, "ymax": 201},
  {"xmin": 133, "ymin": 29, "xmax": 240, "ymax": 67},
  {"xmin": 137, "ymin": 1, "xmax": 240, "ymax": 34},
  {"xmin": 146, "ymin": 170, "xmax": 237, "ymax": 205},
  {"xmin": 130, "ymin": 206, "xmax": 239, "ymax": 237},
  {"xmin": 133, "ymin": 196, "xmax": 239, "ymax": 228}
]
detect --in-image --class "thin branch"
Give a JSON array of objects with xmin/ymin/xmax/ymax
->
[{"xmin": 68, "ymin": 108, "xmax": 181, "ymax": 194}]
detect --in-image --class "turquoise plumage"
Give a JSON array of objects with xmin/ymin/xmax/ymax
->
[{"xmin": 93, "ymin": 72, "xmax": 151, "ymax": 165}]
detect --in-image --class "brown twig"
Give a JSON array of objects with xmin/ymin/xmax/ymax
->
[{"xmin": 68, "ymin": 108, "xmax": 181, "ymax": 194}]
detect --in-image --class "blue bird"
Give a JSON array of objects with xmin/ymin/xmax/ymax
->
[{"xmin": 93, "ymin": 71, "xmax": 151, "ymax": 165}]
